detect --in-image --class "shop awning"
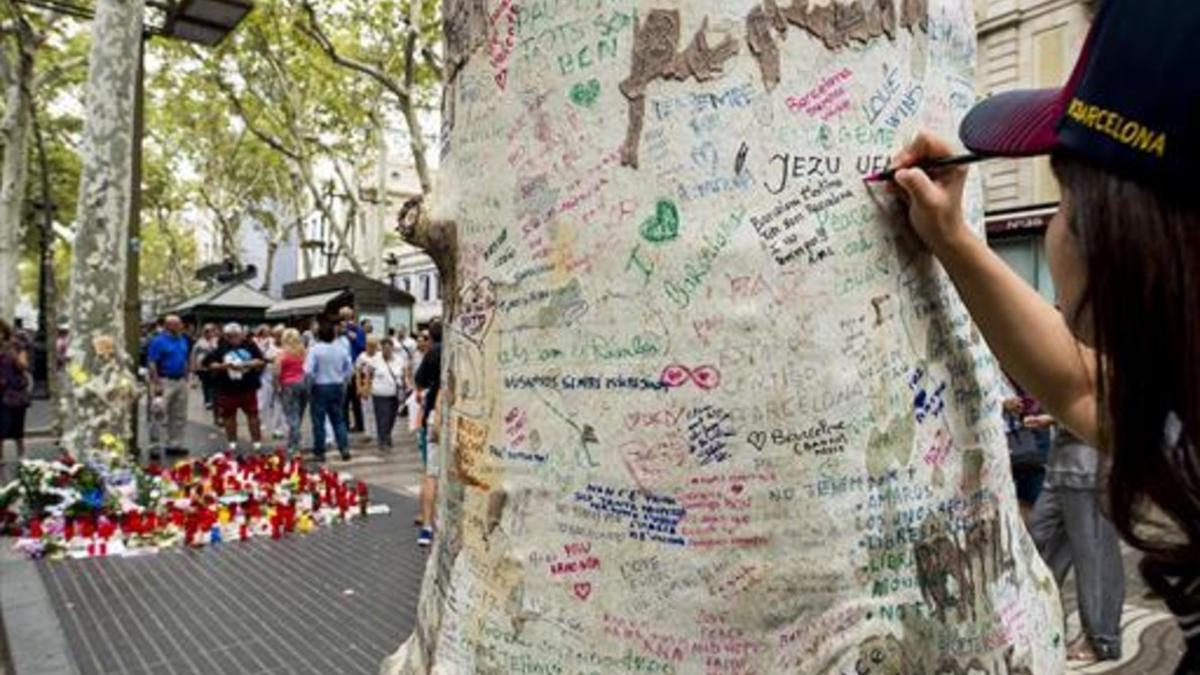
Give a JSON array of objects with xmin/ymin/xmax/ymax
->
[
  {"xmin": 164, "ymin": 282, "xmax": 275, "ymax": 315},
  {"xmin": 265, "ymin": 290, "xmax": 349, "ymax": 319}
]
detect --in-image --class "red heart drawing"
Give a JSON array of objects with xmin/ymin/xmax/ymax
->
[
  {"xmin": 573, "ymin": 582, "xmax": 592, "ymax": 601},
  {"xmin": 731, "ymin": 484, "xmax": 744, "ymax": 494}
]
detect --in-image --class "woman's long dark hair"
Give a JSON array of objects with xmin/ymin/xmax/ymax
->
[{"xmin": 1053, "ymin": 153, "xmax": 1200, "ymax": 564}]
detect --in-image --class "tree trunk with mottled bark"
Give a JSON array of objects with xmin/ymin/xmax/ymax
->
[
  {"xmin": 0, "ymin": 37, "xmax": 31, "ymax": 323},
  {"xmin": 63, "ymin": 0, "xmax": 143, "ymax": 459},
  {"xmin": 385, "ymin": 1, "xmax": 1066, "ymax": 673}
]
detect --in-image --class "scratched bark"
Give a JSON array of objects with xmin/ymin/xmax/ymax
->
[
  {"xmin": 63, "ymin": 0, "xmax": 143, "ymax": 457},
  {"xmin": 384, "ymin": 1, "xmax": 1064, "ymax": 673}
]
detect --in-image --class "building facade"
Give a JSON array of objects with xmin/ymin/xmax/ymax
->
[
  {"xmin": 368, "ymin": 117, "xmax": 445, "ymax": 327},
  {"xmin": 976, "ymin": 0, "xmax": 1095, "ymax": 301}
]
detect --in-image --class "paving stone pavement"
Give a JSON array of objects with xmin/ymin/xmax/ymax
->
[
  {"xmin": 1059, "ymin": 544, "xmax": 1186, "ymax": 674},
  {"xmin": 4, "ymin": 392, "xmax": 429, "ymax": 675},
  {"xmin": 4, "ymin": 394, "xmax": 1191, "ymax": 674},
  {"xmin": 37, "ymin": 486, "xmax": 424, "ymax": 675}
]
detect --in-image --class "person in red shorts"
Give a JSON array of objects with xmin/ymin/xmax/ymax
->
[{"xmin": 202, "ymin": 323, "xmax": 267, "ymax": 453}]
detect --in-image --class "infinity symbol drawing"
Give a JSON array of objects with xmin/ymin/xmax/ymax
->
[{"xmin": 659, "ymin": 364, "xmax": 721, "ymax": 391}]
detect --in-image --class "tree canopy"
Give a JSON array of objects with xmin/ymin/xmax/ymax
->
[{"xmin": 7, "ymin": 0, "xmax": 441, "ymax": 316}]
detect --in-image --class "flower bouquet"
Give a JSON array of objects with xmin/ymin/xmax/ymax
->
[{"xmin": 0, "ymin": 450, "xmax": 389, "ymax": 560}]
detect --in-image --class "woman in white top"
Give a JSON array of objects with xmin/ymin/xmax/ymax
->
[
  {"xmin": 254, "ymin": 325, "xmax": 286, "ymax": 440},
  {"xmin": 357, "ymin": 336, "xmax": 410, "ymax": 451}
]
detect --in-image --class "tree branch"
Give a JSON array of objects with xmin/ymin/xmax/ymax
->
[
  {"xmin": 297, "ymin": 0, "xmax": 432, "ymax": 193},
  {"xmin": 296, "ymin": 1, "xmax": 411, "ymax": 102},
  {"xmin": 214, "ymin": 76, "xmax": 302, "ymax": 162}
]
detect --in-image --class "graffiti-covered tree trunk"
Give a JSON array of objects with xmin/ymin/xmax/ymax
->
[
  {"xmin": 385, "ymin": 1, "xmax": 1064, "ymax": 673},
  {"xmin": 63, "ymin": 0, "xmax": 143, "ymax": 458},
  {"xmin": 0, "ymin": 33, "xmax": 32, "ymax": 324}
]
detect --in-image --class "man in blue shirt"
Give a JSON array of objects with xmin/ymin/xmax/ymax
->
[
  {"xmin": 305, "ymin": 321, "xmax": 354, "ymax": 461},
  {"xmin": 337, "ymin": 307, "xmax": 367, "ymax": 434},
  {"xmin": 147, "ymin": 314, "xmax": 191, "ymax": 457}
]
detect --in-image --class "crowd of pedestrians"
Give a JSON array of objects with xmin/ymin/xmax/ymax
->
[{"xmin": 132, "ymin": 307, "xmax": 442, "ymax": 547}]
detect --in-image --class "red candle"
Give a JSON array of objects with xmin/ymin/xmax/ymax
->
[
  {"xmin": 64, "ymin": 520, "xmax": 75, "ymax": 541},
  {"xmin": 28, "ymin": 518, "xmax": 43, "ymax": 539}
]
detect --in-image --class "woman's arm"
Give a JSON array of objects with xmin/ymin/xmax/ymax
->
[{"xmin": 891, "ymin": 131, "xmax": 1100, "ymax": 444}]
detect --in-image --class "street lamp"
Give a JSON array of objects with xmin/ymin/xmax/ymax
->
[
  {"xmin": 384, "ymin": 252, "xmax": 400, "ymax": 288},
  {"xmin": 159, "ymin": 0, "xmax": 253, "ymax": 46},
  {"xmin": 15, "ymin": 0, "xmax": 254, "ymax": 452},
  {"xmin": 28, "ymin": 199, "xmax": 56, "ymax": 395},
  {"xmin": 301, "ymin": 239, "xmax": 338, "ymax": 276},
  {"xmin": 126, "ymin": 0, "xmax": 254, "ymax": 453}
]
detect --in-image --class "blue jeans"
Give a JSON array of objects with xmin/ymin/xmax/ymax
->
[
  {"xmin": 310, "ymin": 384, "xmax": 348, "ymax": 457},
  {"xmin": 280, "ymin": 382, "xmax": 309, "ymax": 453}
]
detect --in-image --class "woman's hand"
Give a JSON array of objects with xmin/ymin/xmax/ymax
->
[{"xmin": 891, "ymin": 131, "xmax": 972, "ymax": 254}]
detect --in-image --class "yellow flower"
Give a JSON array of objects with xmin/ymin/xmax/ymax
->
[
  {"xmin": 99, "ymin": 433, "xmax": 125, "ymax": 454},
  {"xmin": 67, "ymin": 363, "xmax": 89, "ymax": 386}
]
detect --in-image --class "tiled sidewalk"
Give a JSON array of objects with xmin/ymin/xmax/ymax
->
[{"xmin": 36, "ymin": 487, "xmax": 422, "ymax": 675}]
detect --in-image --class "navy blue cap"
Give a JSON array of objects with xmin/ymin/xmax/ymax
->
[{"xmin": 960, "ymin": 0, "xmax": 1200, "ymax": 188}]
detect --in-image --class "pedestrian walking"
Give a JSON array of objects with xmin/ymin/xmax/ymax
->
[
  {"xmin": 254, "ymin": 325, "xmax": 286, "ymax": 440},
  {"xmin": 890, "ymin": 3, "xmax": 1200, "ymax": 670},
  {"xmin": 359, "ymin": 336, "xmax": 410, "ymax": 452},
  {"xmin": 414, "ymin": 320, "xmax": 442, "ymax": 547},
  {"xmin": 146, "ymin": 314, "xmax": 191, "ymax": 457},
  {"xmin": 191, "ymin": 324, "xmax": 219, "ymax": 417},
  {"xmin": 202, "ymin": 323, "xmax": 267, "ymax": 453},
  {"xmin": 338, "ymin": 308, "xmax": 367, "ymax": 434},
  {"xmin": 276, "ymin": 328, "xmax": 309, "ymax": 456},
  {"xmin": 305, "ymin": 322, "xmax": 352, "ymax": 462},
  {"xmin": 1029, "ymin": 427, "xmax": 1125, "ymax": 662},
  {"xmin": 0, "ymin": 320, "xmax": 31, "ymax": 461},
  {"xmin": 354, "ymin": 335, "xmax": 379, "ymax": 443}
]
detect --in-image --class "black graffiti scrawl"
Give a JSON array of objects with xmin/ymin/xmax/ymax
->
[{"xmin": 913, "ymin": 491, "xmax": 1014, "ymax": 625}]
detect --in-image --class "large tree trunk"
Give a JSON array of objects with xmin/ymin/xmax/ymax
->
[
  {"xmin": 0, "ymin": 42, "xmax": 32, "ymax": 323},
  {"xmin": 386, "ymin": 1, "xmax": 1064, "ymax": 673},
  {"xmin": 63, "ymin": 0, "xmax": 144, "ymax": 458}
]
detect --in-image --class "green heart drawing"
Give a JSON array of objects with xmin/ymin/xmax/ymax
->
[
  {"xmin": 569, "ymin": 79, "xmax": 601, "ymax": 107},
  {"xmin": 640, "ymin": 199, "xmax": 680, "ymax": 244}
]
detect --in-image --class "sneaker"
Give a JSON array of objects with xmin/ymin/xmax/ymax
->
[
  {"xmin": 339, "ymin": 450, "xmax": 352, "ymax": 462},
  {"xmin": 417, "ymin": 528, "xmax": 433, "ymax": 547},
  {"xmin": 226, "ymin": 442, "xmax": 238, "ymax": 454},
  {"xmin": 252, "ymin": 442, "xmax": 262, "ymax": 453}
]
